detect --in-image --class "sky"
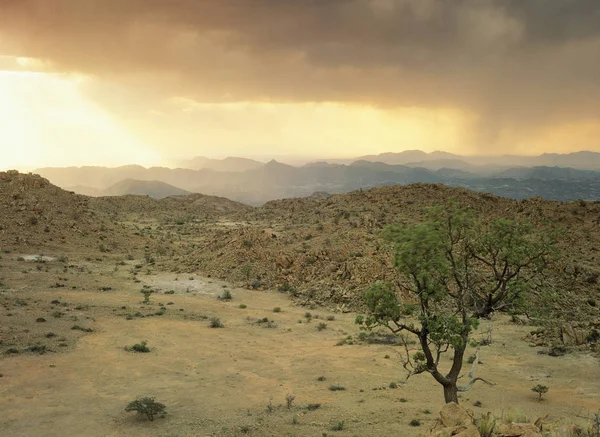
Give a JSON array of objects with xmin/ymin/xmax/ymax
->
[{"xmin": 0, "ymin": 0, "xmax": 599, "ymax": 170}]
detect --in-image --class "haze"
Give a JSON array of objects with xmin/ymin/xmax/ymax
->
[{"xmin": 1, "ymin": 0, "xmax": 599, "ymax": 170}]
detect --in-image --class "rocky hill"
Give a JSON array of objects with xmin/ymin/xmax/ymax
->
[
  {"xmin": 0, "ymin": 171, "xmax": 138, "ymax": 252},
  {"xmin": 0, "ymin": 171, "xmax": 251, "ymax": 253},
  {"xmin": 161, "ymin": 184, "xmax": 600, "ymax": 324}
]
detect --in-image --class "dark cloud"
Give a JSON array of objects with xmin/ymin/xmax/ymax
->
[{"xmin": 1, "ymin": 0, "xmax": 599, "ymax": 150}]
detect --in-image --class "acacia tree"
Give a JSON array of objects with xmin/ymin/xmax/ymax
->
[{"xmin": 356, "ymin": 203, "xmax": 554, "ymax": 403}]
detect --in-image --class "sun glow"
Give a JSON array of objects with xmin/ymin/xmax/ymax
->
[{"xmin": 0, "ymin": 66, "xmax": 160, "ymax": 171}]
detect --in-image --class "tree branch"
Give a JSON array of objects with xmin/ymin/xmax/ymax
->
[{"xmin": 457, "ymin": 349, "xmax": 496, "ymax": 392}]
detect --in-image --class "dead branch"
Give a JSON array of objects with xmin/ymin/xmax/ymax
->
[{"xmin": 457, "ymin": 349, "xmax": 496, "ymax": 392}]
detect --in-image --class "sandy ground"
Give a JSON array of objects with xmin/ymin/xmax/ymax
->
[{"xmin": 1, "ymin": 254, "xmax": 599, "ymax": 436}]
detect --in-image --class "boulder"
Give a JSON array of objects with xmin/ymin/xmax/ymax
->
[
  {"xmin": 428, "ymin": 403, "xmax": 479, "ymax": 437},
  {"xmin": 496, "ymin": 422, "xmax": 542, "ymax": 437}
]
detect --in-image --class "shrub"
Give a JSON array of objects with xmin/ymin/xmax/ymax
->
[
  {"xmin": 531, "ymin": 384, "xmax": 549, "ymax": 401},
  {"xmin": 239, "ymin": 304, "xmax": 247, "ymax": 309},
  {"xmin": 409, "ymin": 419, "xmax": 421, "ymax": 427},
  {"xmin": 209, "ymin": 317, "xmax": 224, "ymax": 328},
  {"xmin": 330, "ymin": 421, "xmax": 345, "ymax": 431},
  {"xmin": 307, "ymin": 403, "xmax": 321, "ymax": 411},
  {"xmin": 389, "ymin": 382, "xmax": 398, "ymax": 389},
  {"xmin": 329, "ymin": 385, "xmax": 346, "ymax": 391},
  {"xmin": 36, "ymin": 317, "xmax": 46, "ymax": 323},
  {"xmin": 218, "ymin": 289, "xmax": 232, "ymax": 301},
  {"xmin": 71, "ymin": 325, "xmax": 93, "ymax": 332},
  {"xmin": 285, "ymin": 393, "xmax": 296, "ymax": 409},
  {"xmin": 317, "ymin": 322, "xmax": 328, "ymax": 331},
  {"xmin": 126, "ymin": 340, "xmax": 151, "ymax": 353},
  {"xmin": 477, "ymin": 412, "xmax": 496, "ymax": 437},
  {"xmin": 273, "ymin": 307, "xmax": 282, "ymax": 313},
  {"xmin": 317, "ymin": 376, "xmax": 326, "ymax": 381},
  {"xmin": 326, "ymin": 315, "xmax": 335, "ymax": 321},
  {"xmin": 28, "ymin": 344, "xmax": 48, "ymax": 354},
  {"xmin": 125, "ymin": 397, "xmax": 166, "ymax": 421}
]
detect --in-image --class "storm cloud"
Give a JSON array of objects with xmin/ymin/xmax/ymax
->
[{"xmin": 1, "ymin": 0, "xmax": 599, "ymax": 152}]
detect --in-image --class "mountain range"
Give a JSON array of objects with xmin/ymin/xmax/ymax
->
[{"xmin": 33, "ymin": 151, "xmax": 600, "ymax": 204}]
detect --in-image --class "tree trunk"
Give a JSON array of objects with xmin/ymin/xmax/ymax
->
[{"xmin": 443, "ymin": 382, "xmax": 459, "ymax": 404}]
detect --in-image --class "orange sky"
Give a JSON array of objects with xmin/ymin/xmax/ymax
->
[{"xmin": 1, "ymin": 1, "xmax": 599, "ymax": 169}]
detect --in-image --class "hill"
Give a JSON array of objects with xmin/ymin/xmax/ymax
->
[
  {"xmin": 151, "ymin": 184, "xmax": 600, "ymax": 327},
  {"xmin": 102, "ymin": 179, "xmax": 191, "ymax": 199},
  {"xmin": 0, "ymin": 171, "xmax": 140, "ymax": 252}
]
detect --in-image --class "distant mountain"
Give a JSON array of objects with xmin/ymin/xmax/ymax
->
[
  {"xmin": 102, "ymin": 179, "xmax": 191, "ymax": 199},
  {"xmin": 354, "ymin": 150, "xmax": 463, "ymax": 165},
  {"xmin": 36, "ymin": 152, "xmax": 600, "ymax": 204},
  {"xmin": 319, "ymin": 150, "xmax": 600, "ymax": 171},
  {"xmin": 178, "ymin": 156, "xmax": 264, "ymax": 172}
]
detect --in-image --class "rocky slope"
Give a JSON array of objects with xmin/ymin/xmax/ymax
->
[
  {"xmin": 163, "ymin": 184, "xmax": 600, "ymax": 326},
  {"xmin": 0, "ymin": 170, "xmax": 133, "ymax": 252}
]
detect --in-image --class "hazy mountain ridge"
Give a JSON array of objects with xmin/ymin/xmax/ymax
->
[
  {"xmin": 35, "ymin": 151, "xmax": 600, "ymax": 204},
  {"xmin": 177, "ymin": 156, "xmax": 264, "ymax": 172}
]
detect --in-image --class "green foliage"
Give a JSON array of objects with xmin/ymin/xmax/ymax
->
[
  {"xmin": 330, "ymin": 421, "xmax": 345, "ymax": 431},
  {"xmin": 218, "ymin": 289, "xmax": 232, "ymax": 301},
  {"xmin": 357, "ymin": 202, "xmax": 554, "ymax": 403},
  {"xmin": 209, "ymin": 317, "xmax": 224, "ymax": 328},
  {"xmin": 409, "ymin": 419, "xmax": 421, "ymax": 427},
  {"xmin": 125, "ymin": 397, "xmax": 166, "ymax": 421},
  {"xmin": 531, "ymin": 384, "xmax": 549, "ymax": 401},
  {"xmin": 125, "ymin": 340, "xmax": 150, "ymax": 353}
]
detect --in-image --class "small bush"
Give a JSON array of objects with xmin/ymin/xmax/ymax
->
[
  {"xmin": 71, "ymin": 325, "xmax": 93, "ymax": 332},
  {"xmin": 329, "ymin": 385, "xmax": 346, "ymax": 391},
  {"xmin": 238, "ymin": 304, "xmax": 247, "ymax": 309},
  {"xmin": 28, "ymin": 344, "xmax": 48, "ymax": 354},
  {"xmin": 307, "ymin": 403, "xmax": 321, "ymax": 411},
  {"xmin": 326, "ymin": 315, "xmax": 335, "ymax": 321},
  {"xmin": 273, "ymin": 307, "xmax": 282, "ymax": 313},
  {"xmin": 477, "ymin": 412, "xmax": 496, "ymax": 437},
  {"xmin": 285, "ymin": 393, "xmax": 296, "ymax": 409},
  {"xmin": 409, "ymin": 419, "xmax": 421, "ymax": 427},
  {"xmin": 330, "ymin": 421, "xmax": 345, "ymax": 431},
  {"xmin": 389, "ymin": 382, "xmax": 398, "ymax": 389},
  {"xmin": 125, "ymin": 397, "xmax": 166, "ymax": 421},
  {"xmin": 399, "ymin": 398, "xmax": 408, "ymax": 403},
  {"xmin": 36, "ymin": 317, "xmax": 46, "ymax": 323},
  {"xmin": 317, "ymin": 322, "xmax": 328, "ymax": 331},
  {"xmin": 218, "ymin": 290, "xmax": 232, "ymax": 301},
  {"xmin": 126, "ymin": 340, "xmax": 150, "ymax": 353},
  {"xmin": 317, "ymin": 376, "xmax": 326, "ymax": 381},
  {"xmin": 531, "ymin": 384, "xmax": 549, "ymax": 401},
  {"xmin": 209, "ymin": 317, "xmax": 224, "ymax": 328}
]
